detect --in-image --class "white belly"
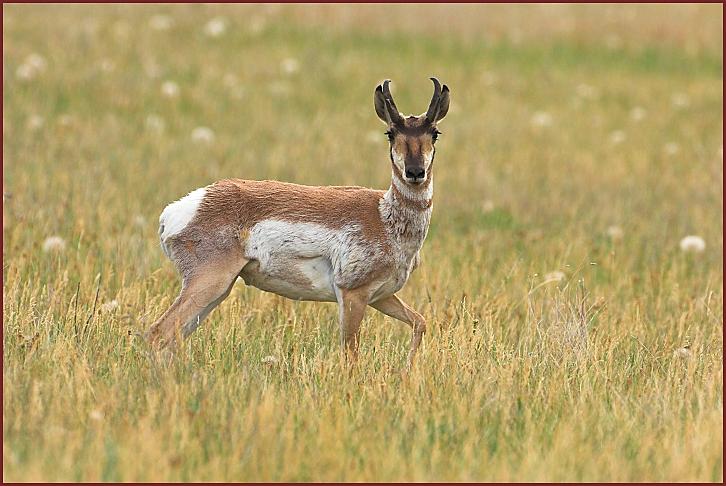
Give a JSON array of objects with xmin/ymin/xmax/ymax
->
[
  {"xmin": 240, "ymin": 220, "xmax": 349, "ymax": 302},
  {"xmin": 240, "ymin": 256, "xmax": 336, "ymax": 302},
  {"xmin": 240, "ymin": 219, "xmax": 399, "ymax": 302}
]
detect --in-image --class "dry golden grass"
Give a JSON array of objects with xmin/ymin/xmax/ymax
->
[{"xmin": 3, "ymin": 4, "xmax": 723, "ymax": 482}]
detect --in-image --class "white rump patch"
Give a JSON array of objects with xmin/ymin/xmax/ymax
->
[{"xmin": 159, "ymin": 187, "xmax": 207, "ymax": 242}]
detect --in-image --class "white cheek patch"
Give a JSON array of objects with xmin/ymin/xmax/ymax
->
[
  {"xmin": 423, "ymin": 149, "xmax": 434, "ymax": 170},
  {"xmin": 391, "ymin": 147, "xmax": 406, "ymax": 174},
  {"xmin": 159, "ymin": 186, "xmax": 207, "ymax": 241}
]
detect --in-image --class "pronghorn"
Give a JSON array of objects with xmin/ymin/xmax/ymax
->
[{"xmin": 147, "ymin": 77, "xmax": 450, "ymax": 366}]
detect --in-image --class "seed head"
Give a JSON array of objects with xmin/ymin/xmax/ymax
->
[{"xmin": 679, "ymin": 235, "xmax": 705, "ymax": 253}]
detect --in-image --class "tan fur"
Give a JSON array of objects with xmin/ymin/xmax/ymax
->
[
  {"xmin": 147, "ymin": 245, "xmax": 248, "ymax": 347},
  {"xmin": 391, "ymin": 117, "xmax": 436, "ymax": 156},
  {"xmin": 371, "ymin": 294, "xmax": 426, "ymax": 368},
  {"xmin": 337, "ymin": 286, "xmax": 372, "ymax": 360},
  {"xmin": 390, "ymin": 116, "xmax": 437, "ymax": 180},
  {"xmin": 175, "ymin": 179, "xmax": 394, "ymax": 290},
  {"xmin": 241, "ymin": 259, "xmax": 316, "ymax": 291},
  {"xmin": 199, "ymin": 179, "xmax": 388, "ymax": 236}
]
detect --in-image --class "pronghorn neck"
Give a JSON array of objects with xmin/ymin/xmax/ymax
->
[{"xmin": 380, "ymin": 168, "xmax": 433, "ymax": 257}]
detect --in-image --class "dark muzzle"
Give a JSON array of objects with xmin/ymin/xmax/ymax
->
[{"xmin": 405, "ymin": 167, "xmax": 425, "ymax": 182}]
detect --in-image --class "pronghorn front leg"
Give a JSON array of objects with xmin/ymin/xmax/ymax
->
[
  {"xmin": 371, "ymin": 294, "xmax": 426, "ymax": 368},
  {"xmin": 336, "ymin": 287, "xmax": 370, "ymax": 361}
]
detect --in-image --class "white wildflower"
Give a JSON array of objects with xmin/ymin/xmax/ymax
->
[
  {"xmin": 248, "ymin": 16, "xmax": 266, "ymax": 35},
  {"xmin": 673, "ymin": 347, "xmax": 691, "ymax": 359},
  {"xmin": 671, "ymin": 93, "xmax": 690, "ymax": 109},
  {"xmin": 15, "ymin": 54, "xmax": 46, "ymax": 81},
  {"xmin": 575, "ymin": 83, "xmax": 598, "ymax": 99},
  {"xmin": 16, "ymin": 63, "xmax": 36, "ymax": 81},
  {"xmin": 161, "ymin": 81, "xmax": 180, "ymax": 98},
  {"xmin": 630, "ymin": 106, "xmax": 647, "ymax": 122},
  {"xmin": 42, "ymin": 236, "xmax": 66, "ymax": 253},
  {"xmin": 145, "ymin": 114, "xmax": 165, "ymax": 133},
  {"xmin": 149, "ymin": 14, "xmax": 173, "ymax": 31},
  {"xmin": 204, "ymin": 17, "xmax": 227, "ymax": 37},
  {"xmin": 480, "ymin": 71, "xmax": 497, "ymax": 87},
  {"xmin": 280, "ymin": 58, "xmax": 300, "ymax": 75},
  {"xmin": 223, "ymin": 74, "xmax": 245, "ymax": 99},
  {"xmin": 530, "ymin": 111, "xmax": 553, "ymax": 128},
  {"xmin": 679, "ymin": 235, "xmax": 705, "ymax": 253},
  {"xmin": 261, "ymin": 355, "xmax": 278, "ymax": 365},
  {"xmin": 543, "ymin": 271, "xmax": 566, "ymax": 283},
  {"xmin": 25, "ymin": 53, "xmax": 47, "ymax": 71},
  {"xmin": 663, "ymin": 142, "xmax": 680, "ymax": 156},
  {"xmin": 609, "ymin": 130, "xmax": 626, "ymax": 145},
  {"xmin": 27, "ymin": 115, "xmax": 45, "ymax": 131},
  {"xmin": 191, "ymin": 126, "xmax": 215, "ymax": 144},
  {"xmin": 144, "ymin": 60, "xmax": 162, "ymax": 79},
  {"xmin": 89, "ymin": 409, "xmax": 104, "ymax": 421},
  {"xmin": 223, "ymin": 73, "xmax": 239, "ymax": 88},
  {"xmin": 268, "ymin": 81, "xmax": 291, "ymax": 97},
  {"xmin": 58, "ymin": 114, "xmax": 74, "ymax": 127},
  {"xmin": 113, "ymin": 21, "xmax": 130, "ymax": 40},
  {"xmin": 101, "ymin": 300, "xmax": 119, "ymax": 313},
  {"xmin": 606, "ymin": 225, "xmax": 624, "ymax": 242},
  {"xmin": 133, "ymin": 215, "xmax": 147, "ymax": 227},
  {"xmin": 99, "ymin": 58, "xmax": 115, "ymax": 73}
]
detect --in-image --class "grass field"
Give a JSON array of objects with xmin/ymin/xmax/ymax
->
[{"xmin": 3, "ymin": 4, "xmax": 723, "ymax": 482}]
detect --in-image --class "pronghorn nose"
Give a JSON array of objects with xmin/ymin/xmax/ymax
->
[{"xmin": 405, "ymin": 167, "xmax": 425, "ymax": 180}]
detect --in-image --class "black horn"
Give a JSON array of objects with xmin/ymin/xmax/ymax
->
[
  {"xmin": 425, "ymin": 77, "xmax": 442, "ymax": 123},
  {"xmin": 382, "ymin": 80, "xmax": 399, "ymax": 113},
  {"xmin": 381, "ymin": 79, "xmax": 403, "ymax": 125}
]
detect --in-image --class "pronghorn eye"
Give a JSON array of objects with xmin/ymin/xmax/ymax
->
[
  {"xmin": 432, "ymin": 130, "xmax": 442, "ymax": 142},
  {"xmin": 385, "ymin": 131, "xmax": 395, "ymax": 142}
]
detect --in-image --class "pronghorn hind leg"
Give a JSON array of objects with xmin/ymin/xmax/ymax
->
[
  {"xmin": 370, "ymin": 294, "xmax": 426, "ymax": 369},
  {"xmin": 147, "ymin": 254, "xmax": 248, "ymax": 349},
  {"xmin": 180, "ymin": 277, "xmax": 237, "ymax": 338},
  {"xmin": 336, "ymin": 287, "xmax": 370, "ymax": 362}
]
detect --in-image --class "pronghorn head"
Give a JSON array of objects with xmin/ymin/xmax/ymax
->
[{"xmin": 374, "ymin": 77, "xmax": 450, "ymax": 185}]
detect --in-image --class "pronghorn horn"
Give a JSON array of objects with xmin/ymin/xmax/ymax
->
[
  {"xmin": 425, "ymin": 77, "xmax": 442, "ymax": 123},
  {"xmin": 382, "ymin": 79, "xmax": 404, "ymax": 125},
  {"xmin": 382, "ymin": 80, "xmax": 398, "ymax": 112}
]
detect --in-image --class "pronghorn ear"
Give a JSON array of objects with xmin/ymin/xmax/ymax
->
[
  {"xmin": 374, "ymin": 84, "xmax": 390, "ymax": 125},
  {"xmin": 435, "ymin": 85, "xmax": 450, "ymax": 122}
]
